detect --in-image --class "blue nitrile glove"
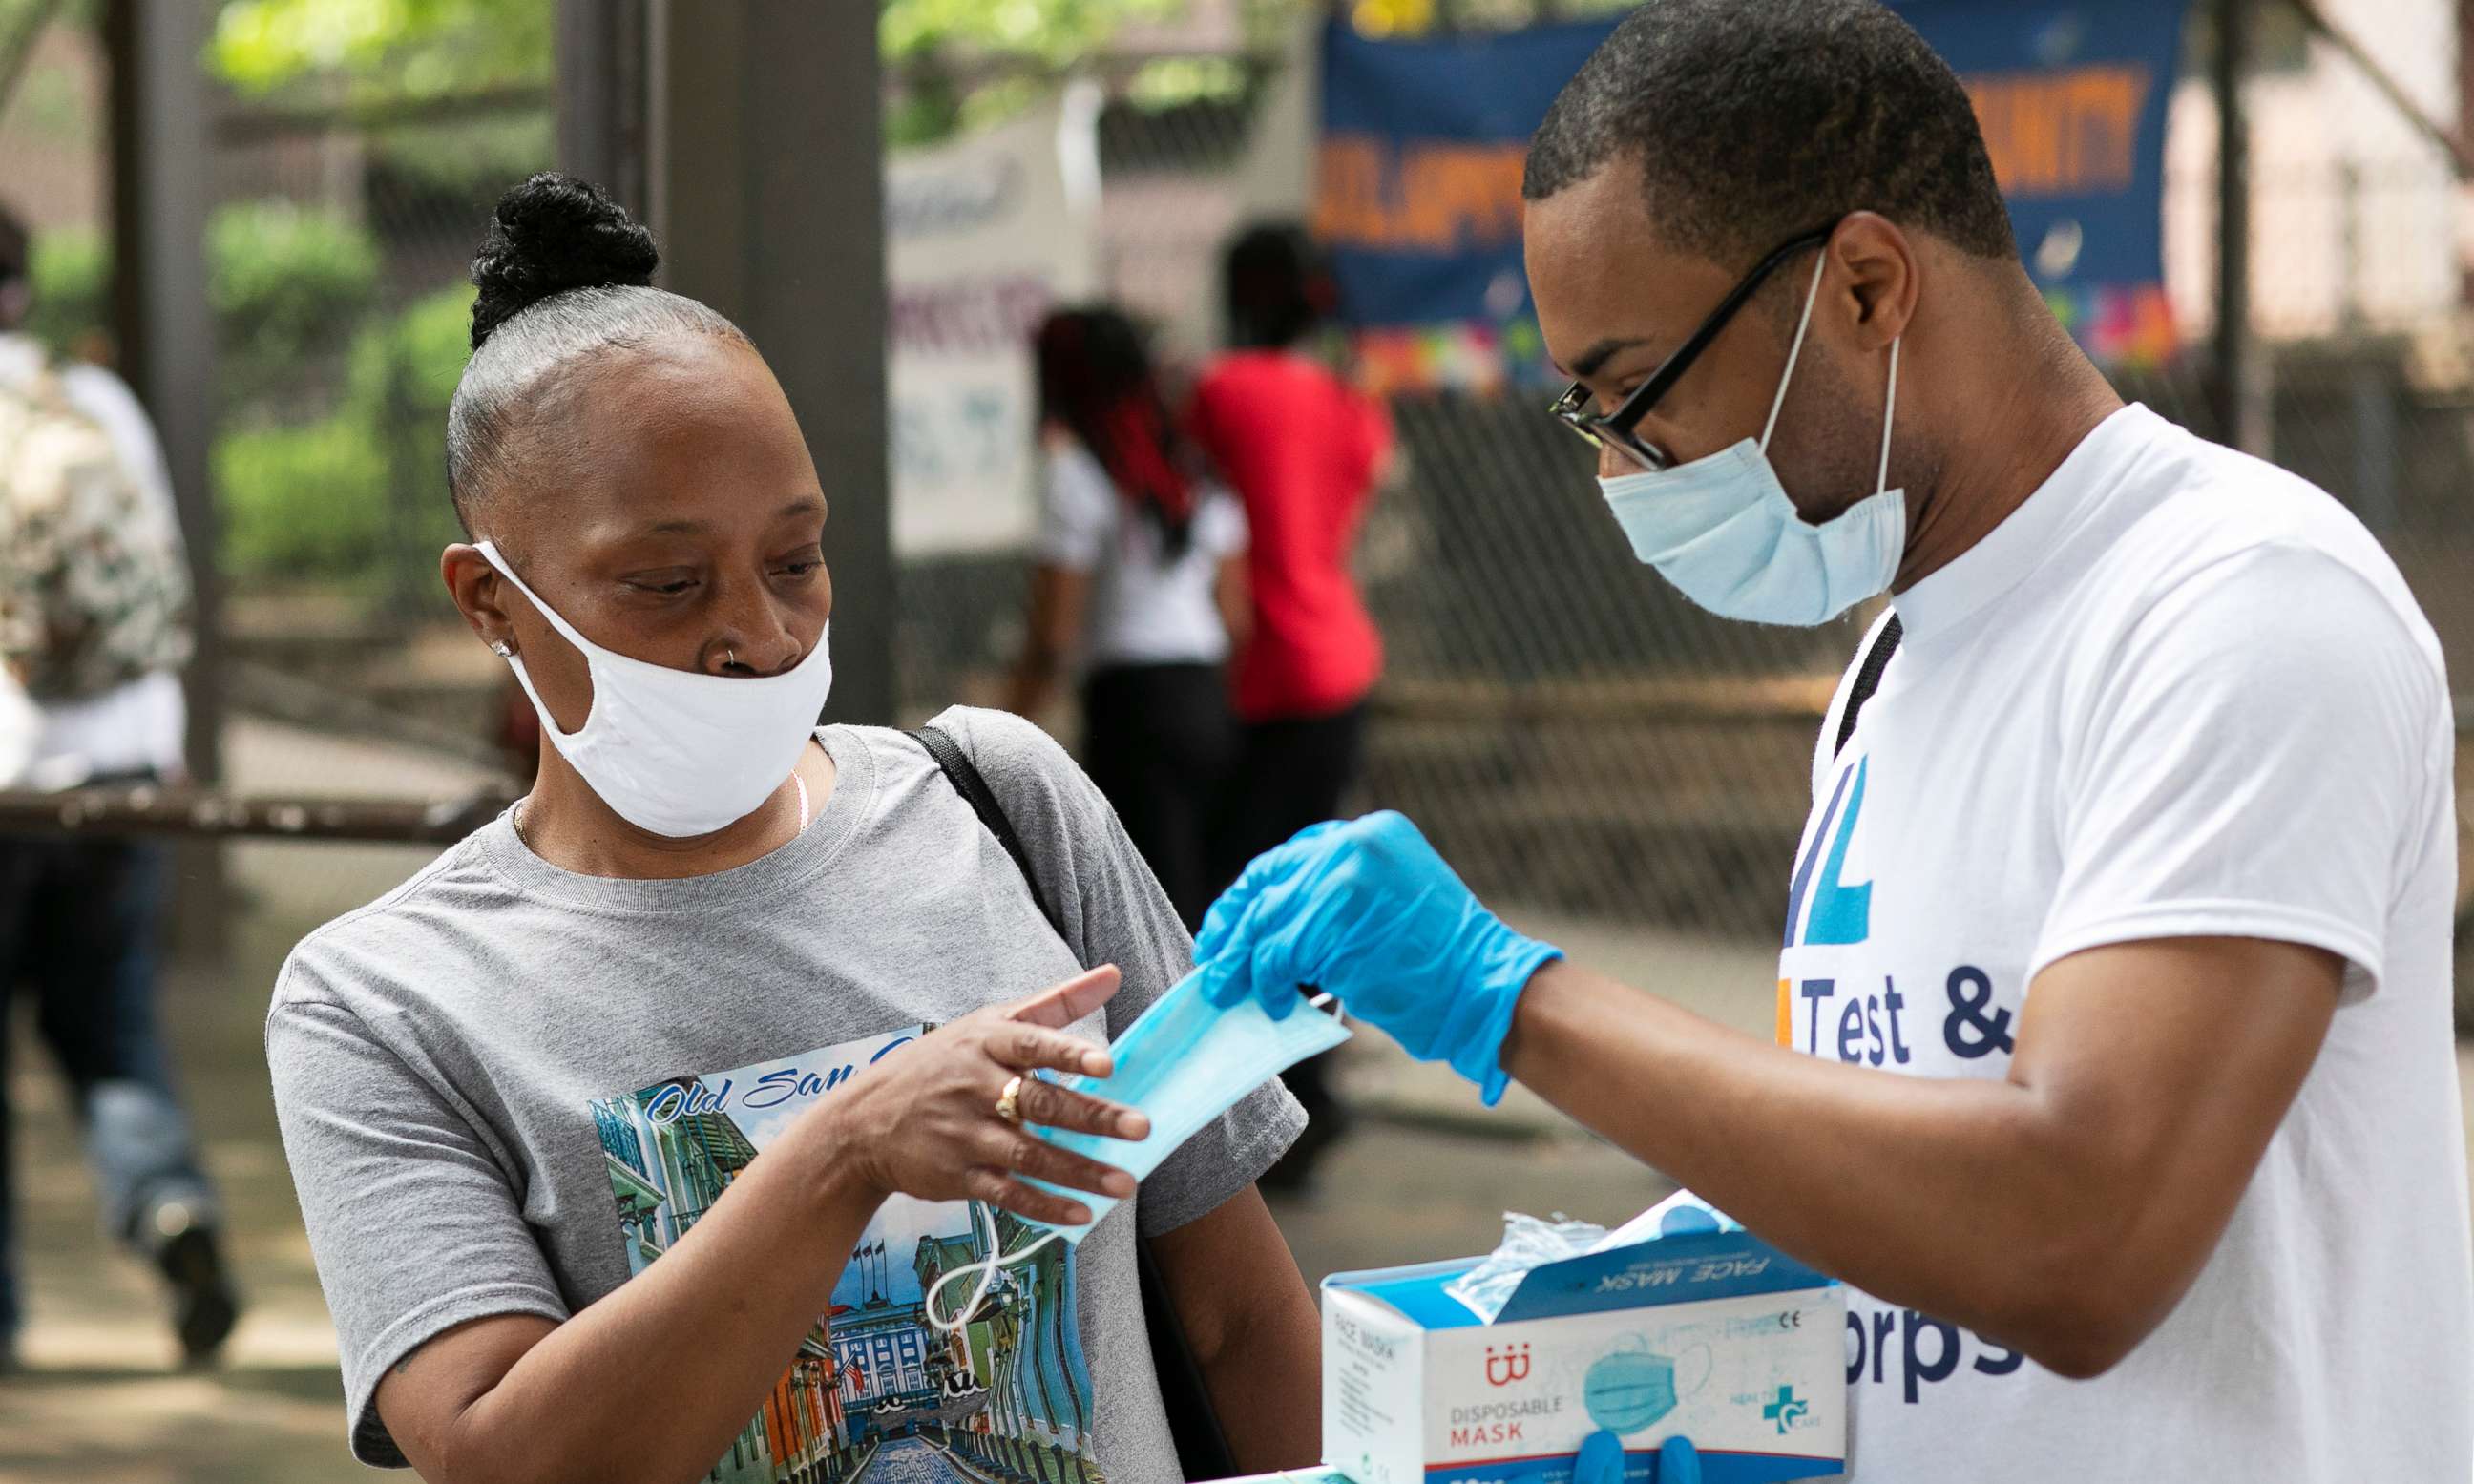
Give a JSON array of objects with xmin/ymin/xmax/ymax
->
[
  {"xmin": 1658, "ymin": 1435, "xmax": 1702, "ymax": 1484},
  {"xmin": 1574, "ymin": 1429, "xmax": 1701, "ymax": 1484},
  {"xmin": 1576, "ymin": 1428, "xmax": 1626, "ymax": 1484},
  {"xmin": 1194, "ymin": 811, "xmax": 1562, "ymax": 1105}
]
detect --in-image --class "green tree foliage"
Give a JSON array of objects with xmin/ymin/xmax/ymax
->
[
  {"xmin": 880, "ymin": 0, "xmax": 1186, "ymax": 69},
  {"xmin": 207, "ymin": 0, "xmax": 549, "ymax": 97},
  {"xmin": 27, "ymin": 201, "xmax": 381, "ymax": 378},
  {"xmin": 23, "ymin": 226, "xmax": 107, "ymax": 356},
  {"xmin": 210, "ymin": 200, "xmax": 383, "ymax": 379},
  {"xmin": 219, "ymin": 283, "xmax": 474, "ymax": 585},
  {"xmin": 884, "ymin": 0, "xmax": 1202, "ymax": 145}
]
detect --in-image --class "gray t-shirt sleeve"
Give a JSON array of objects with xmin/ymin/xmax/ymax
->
[
  {"xmin": 267, "ymin": 978, "xmax": 570, "ymax": 1467},
  {"xmin": 933, "ymin": 704, "xmax": 1306, "ymax": 1235}
]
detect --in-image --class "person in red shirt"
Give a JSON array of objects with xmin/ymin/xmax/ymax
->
[{"xmin": 1190, "ymin": 222, "xmax": 1394, "ymax": 1185}]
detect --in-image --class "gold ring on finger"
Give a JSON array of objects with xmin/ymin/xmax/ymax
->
[{"xmin": 996, "ymin": 1074, "xmax": 1025, "ymax": 1125}]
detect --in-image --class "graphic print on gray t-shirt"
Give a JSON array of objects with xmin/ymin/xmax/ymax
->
[{"xmin": 593, "ymin": 1022, "xmax": 1107, "ymax": 1484}]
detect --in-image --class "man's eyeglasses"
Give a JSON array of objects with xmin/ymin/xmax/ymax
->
[{"xmin": 1548, "ymin": 223, "xmax": 1838, "ymax": 473}]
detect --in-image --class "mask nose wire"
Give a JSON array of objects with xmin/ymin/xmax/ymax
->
[{"xmin": 1758, "ymin": 251, "xmax": 1832, "ymax": 456}]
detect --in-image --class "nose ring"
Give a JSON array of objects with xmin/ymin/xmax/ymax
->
[{"xmin": 726, "ymin": 648, "xmax": 737, "ymax": 667}]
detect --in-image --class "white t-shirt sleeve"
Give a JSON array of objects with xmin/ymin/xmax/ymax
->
[
  {"xmin": 60, "ymin": 364, "xmax": 183, "ymax": 541},
  {"xmin": 1192, "ymin": 484, "xmax": 1248, "ymax": 560},
  {"xmin": 2032, "ymin": 543, "xmax": 2442, "ymax": 1000},
  {"xmin": 1033, "ymin": 443, "xmax": 1116, "ymax": 571}
]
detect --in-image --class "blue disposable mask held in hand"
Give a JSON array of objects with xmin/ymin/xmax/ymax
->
[{"xmin": 1020, "ymin": 970, "xmax": 1352, "ymax": 1244}]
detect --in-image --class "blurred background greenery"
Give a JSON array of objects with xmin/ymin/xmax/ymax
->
[{"xmin": 3, "ymin": 0, "xmax": 1356, "ymax": 603}]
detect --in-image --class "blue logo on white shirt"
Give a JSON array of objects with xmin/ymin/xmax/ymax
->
[{"xmin": 1785, "ymin": 759, "xmax": 1874, "ymax": 948}]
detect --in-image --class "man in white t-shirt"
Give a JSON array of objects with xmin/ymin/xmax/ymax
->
[{"xmin": 1188, "ymin": 3, "xmax": 2474, "ymax": 1479}]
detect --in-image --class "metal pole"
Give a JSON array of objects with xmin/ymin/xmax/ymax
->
[
  {"xmin": 556, "ymin": 0, "xmax": 649, "ymax": 213},
  {"xmin": 106, "ymin": 0, "xmax": 226, "ymax": 959},
  {"xmin": 0, "ymin": 784, "xmax": 514, "ymax": 846},
  {"xmin": 648, "ymin": 2, "xmax": 893, "ymax": 724},
  {"xmin": 2213, "ymin": 0, "xmax": 2272, "ymax": 456}
]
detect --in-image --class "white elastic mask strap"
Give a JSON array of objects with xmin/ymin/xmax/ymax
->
[
  {"xmin": 1877, "ymin": 337, "xmax": 1901, "ymax": 494},
  {"xmin": 474, "ymin": 540, "xmax": 596, "ymax": 658},
  {"xmin": 925, "ymin": 1202, "xmax": 1063, "ymax": 1334},
  {"xmin": 1759, "ymin": 251, "xmax": 1831, "ymax": 454}
]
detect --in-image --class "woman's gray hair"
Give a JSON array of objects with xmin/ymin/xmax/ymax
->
[
  {"xmin": 447, "ymin": 284, "xmax": 744, "ymax": 519},
  {"xmin": 446, "ymin": 174, "xmax": 747, "ymax": 524}
]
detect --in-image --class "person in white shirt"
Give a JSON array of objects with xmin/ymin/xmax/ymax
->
[
  {"xmin": 1187, "ymin": 3, "xmax": 2474, "ymax": 1480},
  {"xmin": 1009, "ymin": 306, "xmax": 1248, "ymax": 928},
  {"xmin": 0, "ymin": 203, "xmax": 237, "ymax": 1369}
]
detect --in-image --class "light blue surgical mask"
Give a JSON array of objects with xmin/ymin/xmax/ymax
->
[
  {"xmin": 923, "ymin": 965, "xmax": 1351, "ymax": 1333},
  {"xmin": 1598, "ymin": 254, "xmax": 1906, "ymax": 627},
  {"xmin": 1029, "ymin": 970, "xmax": 1352, "ymax": 1243}
]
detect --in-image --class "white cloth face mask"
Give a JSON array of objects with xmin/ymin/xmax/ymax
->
[
  {"xmin": 1597, "ymin": 253, "xmax": 1907, "ymax": 627},
  {"xmin": 476, "ymin": 540, "xmax": 833, "ymax": 838}
]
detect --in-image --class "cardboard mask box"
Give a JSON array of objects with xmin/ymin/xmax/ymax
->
[{"xmin": 1321, "ymin": 1228, "xmax": 1845, "ymax": 1484}]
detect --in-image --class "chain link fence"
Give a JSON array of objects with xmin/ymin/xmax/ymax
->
[
  {"xmin": 203, "ymin": 90, "xmax": 555, "ymax": 771},
  {"xmin": 10, "ymin": 10, "xmax": 2473, "ymax": 957},
  {"xmin": 898, "ymin": 46, "xmax": 2474, "ymax": 954}
]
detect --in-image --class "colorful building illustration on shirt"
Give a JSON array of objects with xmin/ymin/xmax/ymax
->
[{"xmin": 588, "ymin": 1026, "xmax": 1107, "ymax": 1484}]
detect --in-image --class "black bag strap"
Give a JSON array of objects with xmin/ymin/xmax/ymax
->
[
  {"xmin": 912, "ymin": 723, "xmax": 1066, "ymax": 938},
  {"xmin": 1833, "ymin": 614, "xmax": 1902, "ymax": 760},
  {"xmin": 907, "ymin": 723, "xmax": 1241, "ymax": 1483}
]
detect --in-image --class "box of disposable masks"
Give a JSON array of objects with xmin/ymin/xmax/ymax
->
[{"xmin": 1320, "ymin": 1221, "xmax": 1844, "ymax": 1484}]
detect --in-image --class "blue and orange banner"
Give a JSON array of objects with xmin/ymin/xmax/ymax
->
[
  {"xmin": 1893, "ymin": 0, "xmax": 2190, "ymax": 367},
  {"xmin": 1317, "ymin": 1, "xmax": 2192, "ymax": 391}
]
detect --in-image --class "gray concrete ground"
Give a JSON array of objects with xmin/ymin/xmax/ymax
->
[{"xmin": 2, "ymin": 719, "xmax": 2469, "ymax": 1483}]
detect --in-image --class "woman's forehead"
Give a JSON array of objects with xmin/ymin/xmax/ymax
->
[{"xmin": 499, "ymin": 337, "xmax": 819, "ymax": 546}]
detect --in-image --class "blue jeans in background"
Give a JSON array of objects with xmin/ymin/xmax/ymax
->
[{"xmin": 0, "ymin": 836, "xmax": 220, "ymax": 1344}]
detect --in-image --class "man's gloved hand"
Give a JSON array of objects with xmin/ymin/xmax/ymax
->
[
  {"xmin": 1574, "ymin": 1429, "xmax": 1701, "ymax": 1484},
  {"xmin": 1657, "ymin": 1434, "xmax": 1702, "ymax": 1484},
  {"xmin": 1575, "ymin": 1428, "xmax": 1626, "ymax": 1484},
  {"xmin": 1194, "ymin": 811, "xmax": 1562, "ymax": 1105}
]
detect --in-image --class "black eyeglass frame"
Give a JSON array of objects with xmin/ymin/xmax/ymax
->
[{"xmin": 1549, "ymin": 221, "xmax": 1841, "ymax": 472}]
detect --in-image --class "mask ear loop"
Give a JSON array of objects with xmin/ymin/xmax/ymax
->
[
  {"xmin": 474, "ymin": 541, "xmax": 598, "ymax": 743},
  {"xmin": 1876, "ymin": 337, "xmax": 1902, "ymax": 496},
  {"xmin": 1758, "ymin": 251, "xmax": 1832, "ymax": 455},
  {"xmin": 1676, "ymin": 1342, "xmax": 1716, "ymax": 1402},
  {"xmin": 925, "ymin": 1201, "xmax": 1066, "ymax": 1335}
]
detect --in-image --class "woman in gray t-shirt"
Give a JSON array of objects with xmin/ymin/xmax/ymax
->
[{"xmin": 267, "ymin": 175, "xmax": 1320, "ymax": 1484}]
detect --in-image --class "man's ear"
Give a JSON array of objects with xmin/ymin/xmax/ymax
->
[{"xmin": 1828, "ymin": 212, "xmax": 1919, "ymax": 350}]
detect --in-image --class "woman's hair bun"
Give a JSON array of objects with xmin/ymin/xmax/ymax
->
[{"xmin": 468, "ymin": 173, "xmax": 660, "ymax": 349}]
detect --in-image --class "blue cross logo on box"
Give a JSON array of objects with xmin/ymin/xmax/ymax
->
[{"xmin": 1764, "ymin": 1384, "xmax": 1810, "ymax": 1434}]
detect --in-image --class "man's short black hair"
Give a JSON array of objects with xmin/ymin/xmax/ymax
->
[{"xmin": 1523, "ymin": 0, "xmax": 2015, "ymax": 268}]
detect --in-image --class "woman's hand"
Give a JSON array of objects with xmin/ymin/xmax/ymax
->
[{"xmin": 820, "ymin": 965, "xmax": 1152, "ymax": 1226}]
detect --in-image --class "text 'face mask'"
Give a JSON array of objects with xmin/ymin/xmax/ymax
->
[
  {"xmin": 477, "ymin": 541, "xmax": 833, "ymax": 838},
  {"xmin": 1597, "ymin": 254, "xmax": 1906, "ymax": 627}
]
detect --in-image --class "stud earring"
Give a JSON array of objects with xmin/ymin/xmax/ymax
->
[{"xmin": 490, "ymin": 640, "xmax": 514, "ymax": 658}]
